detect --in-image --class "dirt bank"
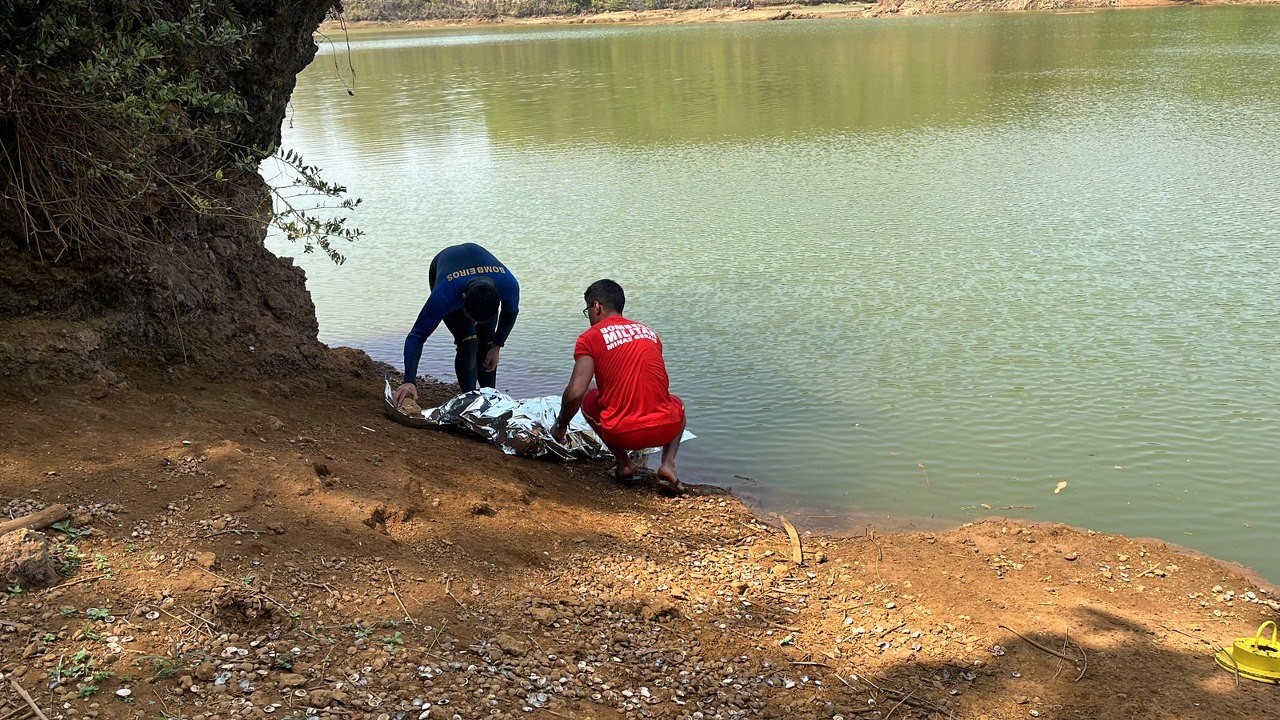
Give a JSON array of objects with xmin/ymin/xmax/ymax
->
[
  {"xmin": 1, "ymin": 358, "xmax": 1278, "ymax": 720},
  {"xmin": 323, "ymin": 0, "xmax": 1280, "ymax": 30}
]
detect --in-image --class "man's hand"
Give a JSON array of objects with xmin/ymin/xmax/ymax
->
[
  {"xmin": 482, "ymin": 345, "xmax": 501, "ymax": 373},
  {"xmin": 550, "ymin": 421, "xmax": 568, "ymax": 445},
  {"xmin": 393, "ymin": 382, "xmax": 418, "ymax": 407}
]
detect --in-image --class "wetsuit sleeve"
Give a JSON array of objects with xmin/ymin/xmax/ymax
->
[
  {"xmin": 493, "ymin": 278, "xmax": 520, "ymax": 347},
  {"xmin": 402, "ymin": 294, "xmax": 447, "ymax": 382}
]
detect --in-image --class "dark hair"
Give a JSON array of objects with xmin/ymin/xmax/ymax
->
[
  {"xmin": 584, "ymin": 279, "xmax": 625, "ymax": 313},
  {"xmin": 463, "ymin": 279, "xmax": 500, "ymax": 321}
]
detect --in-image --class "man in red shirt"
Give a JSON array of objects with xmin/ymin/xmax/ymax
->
[{"xmin": 551, "ymin": 279, "xmax": 685, "ymax": 493}]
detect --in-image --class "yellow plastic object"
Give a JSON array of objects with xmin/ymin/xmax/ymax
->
[{"xmin": 1215, "ymin": 621, "xmax": 1280, "ymax": 684}]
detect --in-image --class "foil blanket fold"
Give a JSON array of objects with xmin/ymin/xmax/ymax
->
[{"xmin": 383, "ymin": 380, "xmax": 693, "ymax": 461}]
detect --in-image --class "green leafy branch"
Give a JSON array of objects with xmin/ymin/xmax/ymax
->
[{"xmin": 1, "ymin": 0, "xmax": 359, "ymax": 265}]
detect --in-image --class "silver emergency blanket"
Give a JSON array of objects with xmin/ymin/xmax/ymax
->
[{"xmin": 384, "ymin": 379, "xmax": 693, "ymax": 461}]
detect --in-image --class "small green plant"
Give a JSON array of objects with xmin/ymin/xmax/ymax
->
[
  {"xmin": 51, "ymin": 520, "xmax": 91, "ymax": 541},
  {"xmin": 85, "ymin": 607, "xmax": 111, "ymax": 620},
  {"xmin": 6, "ymin": 585, "xmax": 22, "ymax": 596},
  {"xmin": 42, "ymin": 633, "xmax": 57, "ymax": 642},
  {"xmin": 60, "ymin": 606, "xmax": 78, "ymax": 616},
  {"xmin": 240, "ymin": 574, "xmax": 257, "ymax": 586},
  {"xmin": 92, "ymin": 553, "xmax": 114, "ymax": 577},
  {"xmin": 124, "ymin": 543, "xmax": 138, "ymax": 554},
  {"xmin": 54, "ymin": 543, "xmax": 84, "ymax": 575},
  {"xmin": 50, "ymin": 649, "xmax": 95, "ymax": 684},
  {"xmin": 77, "ymin": 685, "xmax": 99, "ymax": 698},
  {"xmin": 91, "ymin": 671, "xmax": 115, "ymax": 682},
  {"xmin": 382, "ymin": 630, "xmax": 404, "ymax": 646},
  {"xmin": 273, "ymin": 653, "xmax": 294, "ymax": 671}
]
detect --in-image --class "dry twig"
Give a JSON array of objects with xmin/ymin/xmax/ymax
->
[
  {"xmin": 444, "ymin": 579, "xmax": 464, "ymax": 607},
  {"xmin": 884, "ymin": 691, "xmax": 912, "ymax": 720},
  {"xmin": 8, "ymin": 678, "xmax": 49, "ymax": 720},
  {"xmin": 203, "ymin": 528, "xmax": 272, "ymax": 539},
  {"xmin": 157, "ymin": 606, "xmax": 207, "ymax": 636},
  {"xmin": 998, "ymin": 623, "xmax": 1087, "ymax": 681},
  {"xmin": 779, "ymin": 515, "xmax": 804, "ymax": 565},
  {"xmin": 428, "ymin": 620, "xmax": 448, "ymax": 652},
  {"xmin": 385, "ymin": 568, "xmax": 417, "ymax": 627},
  {"xmin": 1134, "ymin": 562, "xmax": 1162, "ymax": 579},
  {"xmin": 865, "ymin": 526, "xmax": 885, "ymax": 562},
  {"xmin": 55, "ymin": 574, "xmax": 109, "ymax": 589}
]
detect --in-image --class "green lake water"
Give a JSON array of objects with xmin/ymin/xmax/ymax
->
[{"xmin": 271, "ymin": 7, "xmax": 1280, "ymax": 581}]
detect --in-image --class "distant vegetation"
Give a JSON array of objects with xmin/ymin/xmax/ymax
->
[{"xmin": 338, "ymin": 0, "xmax": 814, "ymax": 21}]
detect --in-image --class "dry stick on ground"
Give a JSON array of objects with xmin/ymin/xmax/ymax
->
[
  {"xmin": 0, "ymin": 504, "xmax": 70, "ymax": 536},
  {"xmin": 444, "ymin": 579, "xmax": 464, "ymax": 608},
  {"xmin": 297, "ymin": 577, "xmax": 339, "ymax": 596},
  {"xmin": 385, "ymin": 568, "xmax": 417, "ymax": 627},
  {"xmin": 1216, "ymin": 641, "xmax": 1242, "ymax": 688},
  {"xmin": 151, "ymin": 689, "xmax": 175, "ymax": 719},
  {"xmin": 1074, "ymin": 638, "xmax": 1089, "ymax": 683},
  {"xmin": 203, "ymin": 528, "xmax": 272, "ymax": 539},
  {"xmin": 55, "ymin": 574, "xmax": 109, "ymax": 589},
  {"xmin": 0, "ymin": 698, "xmax": 35, "ymax": 720},
  {"xmin": 1052, "ymin": 631, "xmax": 1070, "ymax": 681},
  {"xmin": 157, "ymin": 606, "xmax": 207, "ymax": 636},
  {"xmin": 8, "ymin": 678, "xmax": 49, "ymax": 720},
  {"xmin": 1134, "ymin": 562, "xmax": 1163, "ymax": 579},
  {"xmin": 883, "ymin": 691, "xmax": 913, "ymax": 720},
  {"xmin": 1161, "ymin": 621, "xmax": 1232, "ymax": 680},
  {"xmin": 838, "ymin": 673, "xmax": 952, "ymax": 717},
  {"xmin": 864, "ymin": 526, "xmax": 885, "ymax": 562},
  {"xmin": 876, "ymin": 674, "xmax": 947, "ymax": 711},
  {"xmin": 0, "ymin": 705, "xmax": 34, "ymax": 720},
  {"xmin": 779, "ymin": 515, "xmax": 804, "ymax": 565},
  {"xmin": 998, "ymin": 624, "xmax": 1087, "ymax": 681},
  {"xmin": 427, "ymin": 620, "xmax": 449, "ymax": 652},
  {"xmin": 878, "ymin": 622, "xmax": 907, "ymax": 637},
  {"xmin": 193, "ymin": 566, "xmax": 297, "ymax": 617},
  {"xmin": 182, "ymin": 606, "xmax": 218, "ymax": 633}
]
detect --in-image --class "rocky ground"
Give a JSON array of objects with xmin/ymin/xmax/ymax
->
[{"xmin": 1, "ymin": 361, "xmax": 1278, "ymax": 720}]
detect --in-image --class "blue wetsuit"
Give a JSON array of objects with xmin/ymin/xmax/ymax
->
[{"xmin": 403, "ymin": 243, "xmax": 520, "ymax": 391}]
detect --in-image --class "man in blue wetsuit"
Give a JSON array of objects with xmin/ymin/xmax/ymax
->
[{"xmin": 392, "ymin": 243, "xmax": 520, "ymax": 406}]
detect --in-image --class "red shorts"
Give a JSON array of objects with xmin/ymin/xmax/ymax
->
[{"xmin": 582, "ymin": 389, "xmax": 685, "ymax": 451}]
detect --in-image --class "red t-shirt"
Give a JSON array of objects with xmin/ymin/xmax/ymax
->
[{"xmin": 574, "ymin": 316, "xmax": 682, "ymax": 434}]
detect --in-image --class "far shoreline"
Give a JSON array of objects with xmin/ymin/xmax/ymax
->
[{"xmin": 318, "ymin": 0, "xmax": 1280, "ymax": 31}]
